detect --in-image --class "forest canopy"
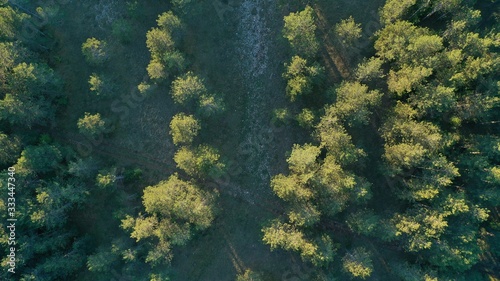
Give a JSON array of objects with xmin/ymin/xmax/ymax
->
[{"xmin": 0, "ymin": 0, "xmax": 498, "ymax": 280}]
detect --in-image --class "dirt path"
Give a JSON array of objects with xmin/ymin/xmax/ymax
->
[{"xmin": 236, "ymin": 0, "xmax": 288, "ymax": 194}]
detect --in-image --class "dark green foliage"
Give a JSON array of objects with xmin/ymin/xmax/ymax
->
[
  {"xmin": 0, "ymin": 133, "xmax": 21, "ymax": 166},
  {"xmin": 0, "ymin": 62, "xmax": 62, "ymax": 127},
  {"xmin": 15, "ymin": 144, "xmax": 62, "ymax": 174}
]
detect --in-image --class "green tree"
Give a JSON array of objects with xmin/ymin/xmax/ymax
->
[
  {"xmin": 346, "ymin": 209, "xmax": 380, "ymax": 236},
  {"xmin": 96, "ymin": 168, "xmax": 117, "ymax": 189},
  {"xmin": 0, "ymin": 6, "xmax": 28, "ymax": 41},
  {"xmin": 332, "ymin": 81, "xmax": 381, "ymax": 126},
  {"xmin": 342, "ymin": 247, "xmax": 373, "ymax": 279},
  {"xmin": 169, "ymin": 113, "xmax": 200, "ymax": 145},
  {"xmin": 174, "ymin": 145, "xmax": 225, "ymax": 177},
  {"xmin": 335, "ymin": 16, "xmax": 362, "ymax": 45},
  {"xmin": 88, "ymin": 73, "xmax": 112, "ymax": 96},
  {"xmin": 355, "ymin": 57, "xmax": 384, "ymax": 82},
  {"xmin": 315, "ymin": 115, "xmax": 363, "ymax": 164},
  {"xmin": 283, "ymin": 56, "xmax": 323, "ymax": 101},
  {"xmin": 171, "ymin": 72, "xmax": 207, "ymax": 105},
  {"xmin": 375, "ymin": 21, "xmax": 429, "ymax": 63},
  {"xmin": 380, "ymin": 0, "xmax": 417, "ymax": 25},
  {"xmin": 0, "ymin": 62, "xmax": 62, "ymax": 127},
  {"xmin": 262, "ymin": 221, "xmax": 335, "ymax": 266},
  {"xmin": 145, "ymin": 12, "xmax": 185, "ymax": 81},
  {"xmin": 296, "ymin": 108, "xmax": 315, "ymax": 128},
  {"xmin": 81, "ymin": 38, "xmax": 108, "ymax": 65},
  {"xmin": 283, "ymin": 6, "xmax": 319, "ymax": 58},
  {"xmin": 387, "ymin": 65, "xmax": 433, "ymax": 96},
  {"xmin": 0, "ymin": 133, "xmax": 21, "ymax": 166},
  {"xmin": 87, "ymin": 247, "xmax": 118, "ymax": 273},
  {"xmin": 156, "ymin": 11, "xmax": 183, "ymax": 38},
  {"xmin": 15, "ymin": 144, "xmax": 62, "ymax": 174},
  {"xmin": 30, "ymin": 181, "xmax": 88, "ymax": 229},
  {"xmin": 147, "ymin": 58, "xmax": 166, "ymax": 80},
  {"xmin": 122, "ymin": 174, "xmax": 216, "ymax": 265},
  {"xmin": 271, "ymin": 174, "xmax": 313, "ymax": 202},
  {"xmin": 77, "ymin": 112, "xmax": 107, "ymax": 137},
  {"xmin": 67, "ymin": 157, "xmax": 100, "ymax": 179},
  {"xmin": 198, "ymin": 94, "xmax": 225, "ymax": 117},
  {"xmin": 146, "ymin": 28, "xmax": 174, "ymax": 59},
  {"xmin": 409, "ymin": 85, "xmax": 456, "ymax": 117},
  {"xmin": 287, "ymin": 143, "xmax": 321, "ymax": 178}
]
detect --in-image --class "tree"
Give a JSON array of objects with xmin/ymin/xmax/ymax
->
[
  {"xmin": 315, "ymin": 115, "xmax": 363, "ymax": 165},
  {"xmin": 262, "ymin": 221, "xmax": 335, "ymax": 266},
  {"xmin": 0, "ymin": 6, "xmax": 28, "ymax": 41},
  {"xmin": 145, "ymin": 12, "xmax": 185, "ymax": 81},
  {"xmin": 271, "ymin": 174, "xmax": 313, "ymax": 202},
  {"xmin": 122, "ymin": 174, "xmax": 216, "ymax": 265},
  {"xmin": 409, "ymin": 85, "xmax": 456, "ymax": 117},
  {"xmin": 169, "ymin": 113, "xmax": 200, "ymax": 145},
  {"xmin": 296, "ymin": 108, "xmax": 315, "ymax": 128},
  {"xmin": 387, "ymin": 65, "xmax": 433, "ymax": 96},
  {"xmin": 335, "ymin": 16, "xmax": 362, "ymax": 45},
  {"xmin": 146, "ymin": 28, "xmax": 175, "ymax": 59},
  {"xmin": 96, "ymin": 168, "xmax": 117, "ymax": 189},
  {"xmin": 142, "ymin": 174, "xmax": 216, "ymax": 229},
  {"xmin": 77, "ymin": 112, "xmax": 107, "ymax": 137},
  {"xmin": 0, "ymin": 62, "xmax": 62, "ymax": 127},
  {"xmin": 88, "ymin": 73, "xmax": 112, "ymax": 96},
  {"xmin": 197, "ymin": 94, "xmax": 225, "ymax": 117},
  {"xmin": 332, "ymin": 81, "xmax": 381, "ymax": 126},
  {"xmin": 81, "ymin": 38, "xmax": 108, "ymax": 65},
  {"xmin": 0, "ymin": 133, "xmax": 21, "ymax": 166},
  {"xmin": 380, "ymin": 0, "xmax": 417, "ymax": 25},
  {"xmin": 342, "ymin": 248, "xmax": 373, "ymax": 279},
  {"xmin": 355, "ymin": 57, "xmax": 384, "ymax": 82},
  {"xmin": 313, "ymin": 155, "xmax": 371, "ymax": 216},
  {"xmin": 171, "ymin": 72, "xmax": 207, "ymax": 105},
  {"xmin": 147, "ymin": 58, "xmax": 166, "ymax": 80},
  {"xmin": 287, "ymin": 143, "xmax": 321, "ymax": 178},
  {"xmin": 174, "ymin": 145, "xmax": 225, "ymax": 177},
  {"xmin": 283, "ymin": 56, "xmax": 323, "ymax": 101},
  {"xmin": 156, "ymin": 11, "xmax": 183, "ymax": 39},
  {"xmin": 162, "ymin": 50, "xmax": 186, "ymax": 75},
  {"xmin": 375, "ymin": 21, "xmax": 429, "ymax": 63},
  {"xmin": 283, "ymin": 6, "xmax": 319, "ymax": 58},
  {"xmin": 87, "ymin": 247, "xmax": 118, "ymax": 273},
  {"xmin": 393, "ymin": 209, "xmax": 448, "ymax": 252},
  {"xmin": 346, "ymin": 209, "xmax": 381, "ymax": 236},
  {"xmin": 67, "ymin": 157, "xmax": 100, "ymax": 179},
  {"xmin": 30, "ymin": 181, "xmax": 88, "ymax": 229},
  {"xmin": 15, "ymin": 144, "xmax": 62, "ymax": 174}
]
